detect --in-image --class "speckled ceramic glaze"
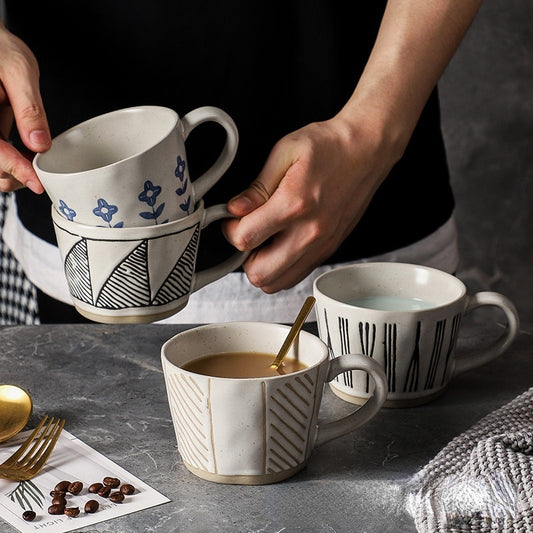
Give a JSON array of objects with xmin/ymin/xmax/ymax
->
[
  {"xmin": 161, "ymin": 322, "xmax": 387, "ymax": 485},
  {"xmin": 314, "ymin": 262, "xmax": 519, "ymax": 407},
  {"xmin": 34, "ymin": 105, "xmax": 238, "ymax": 227},
  {"xmin": 52, "ymin": 202, "xmax": 247, "ymax": 324}
]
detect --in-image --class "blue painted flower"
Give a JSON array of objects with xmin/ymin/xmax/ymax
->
[
  {"xmin": 174, "ymin": 156, "xmax": 186, "ymax": 180},
  {"xmin": 174, "ymin": 155, "xmax": 190, "ymax": 214},
  {"xmin": 138, "ymin": 180, "xmax": 162, "ymax": 207},
  {"xmin": 93, "ymin": 198, "xmax": 119, "ymax": 223},
  {"xmin": 58, "ymin": 200, "xmax": 76, "ymax": 221},
  {"xmin": 138, "ymin": 180, "xmax": 166, "ymax": 224}
]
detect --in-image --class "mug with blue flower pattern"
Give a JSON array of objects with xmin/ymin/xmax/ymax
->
[{"xmin": 34, "ymin": 105, "xmax": 239, "ymax": 227}]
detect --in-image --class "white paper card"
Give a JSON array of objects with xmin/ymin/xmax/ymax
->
[{"xmin": 0, "ymin": 429, "xmax": 170, "ymax": 533}]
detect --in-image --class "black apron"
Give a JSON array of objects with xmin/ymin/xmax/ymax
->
[{"xmin": 6, "ymin": 0, "xmax": 453, "ymax": 270}]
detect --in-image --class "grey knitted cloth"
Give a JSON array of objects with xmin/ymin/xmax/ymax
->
[{"xmin": 406, "ymin": 388, "xmax": 533, "ymax": 532}]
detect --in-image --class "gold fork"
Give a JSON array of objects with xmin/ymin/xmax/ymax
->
[{"xmin": 0, "ymin": 415, "xmax": 65, "ymax": 481}]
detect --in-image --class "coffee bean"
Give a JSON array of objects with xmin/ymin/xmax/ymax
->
[
  {"xmin": 84, "ymin": 499, "xmax": 99, "ymax": 513},
  {"xmin": 64, "ymin": 507, "xmax": 80, "ymax": 518},
  {"xmin": 54, "ymin": 480, "xmax": 70, "ymax": 492},
  {"xmin": 88, "ymin": 482, "xmax": 103, "ymax": 493},
  {"xmin": 97, "ymin": 485, "xmax": 111, "ymax": 498},
  {"xmin": 48, "ymin": 504, "xmax": 65, "ymax": 515},
  {"xmin": 67, "ymin": 481, "xmax": 83, "ymax": 495},
  {"xmin": 52, "ymin": 495, "xmax": 67, "ymax": 506},
  {"xmin": 120, "ymin": 483, "xmax": 135, "ymax": 495},
  {"xmin": 22, "ymin": 510, "xmax": 36, "ymax": 521},
  {"xmin": 109, "ymin": 491, "xmax": 124, "ymax": 503},
  {"xmin": 49, "ymin": 490, "xmax": 66, "ymax": 497},
  {"xmin": 103, "ymin": 476, "xmax": 120, "ymax": 488}
]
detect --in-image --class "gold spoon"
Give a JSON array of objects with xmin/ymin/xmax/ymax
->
[
  {"xmin": 270, "ymin": 296, "xmax": 316, "ymax": 370},
  {"xmin": 0, "ymin": 385, "xmax": 33, "ymax": 443}
]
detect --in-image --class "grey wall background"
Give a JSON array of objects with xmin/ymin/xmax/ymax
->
[{"xmin": 440, "ymin": 0, "xmax": 532, "ymax": 325}]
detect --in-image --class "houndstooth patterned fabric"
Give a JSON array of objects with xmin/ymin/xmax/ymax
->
[
  {"xmin": 406, "ymin": 388, "xmax": 533, "ymax": 532},
  {"xmin": 0, "ymin": 193, "xmax": 40, "ymax": 324}
]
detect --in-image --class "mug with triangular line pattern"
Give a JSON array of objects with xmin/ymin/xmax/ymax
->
[{"xmin": 51, "ymin": 201, "xmax": 248, "ymax": 323}]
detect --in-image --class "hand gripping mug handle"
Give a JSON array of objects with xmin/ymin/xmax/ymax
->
[
  {"xmin": 453, "ymin": 291, "xmax": 519, "ymax": 375},
  {"xmin": 192, "ymin": 204, "xmax": 250, "ymax": 292},
  {"xmin": 315, "ymin": 354, "xmax": 388, "ymax": 447},
  {"xmin": 180, "ymin": 106, "xmax": 239, "ymax": 204}
]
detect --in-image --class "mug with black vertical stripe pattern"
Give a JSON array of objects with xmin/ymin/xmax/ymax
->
[{"xmin": 313, "ymin": 262, "xmax": 519, "ymax": 407}]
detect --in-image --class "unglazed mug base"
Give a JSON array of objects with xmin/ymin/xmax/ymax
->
[
  {"xmin": 74, "ymin": 301, "xmax": 185, "ymax": 324},
  {"xmin": 184, "ymin": 461, "xmax": 308, "ymax": 485},
  {"xmin": 329, "ymin": 383, "xmax": 445, "ymax": 408}
]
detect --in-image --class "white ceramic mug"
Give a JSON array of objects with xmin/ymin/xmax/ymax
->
[
  {"xmin": 34, "ymin": 105, "xmax": 238, "ymax": 226},
  {"xmin": 52, "ymin": 201, "xmax": 247, "ymax": 324},
  {"xmin": 313, "ymin": 262, "xmax": 520, "ymax": 408},
  {"xmin": 161, "ymin": 322, "xmax": 387, "ymax": 485}
]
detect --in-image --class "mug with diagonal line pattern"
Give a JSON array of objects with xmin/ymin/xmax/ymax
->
[
  {"xmin": 161, "ymin": 322, "xmax": 387, "ymax": 484},
  {"xmin": 313, "ymin": 262, "xmax": 519, "ymax": 408}
]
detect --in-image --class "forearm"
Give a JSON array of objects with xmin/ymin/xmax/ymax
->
[{"xmin": 337, "ymin": 0, "xmax": 483, "ymax": 161}]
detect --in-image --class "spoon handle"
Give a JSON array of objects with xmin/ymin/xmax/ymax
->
[{"xmin": 270, "ymin": 296, "xmax": 316, "ymax": 369}]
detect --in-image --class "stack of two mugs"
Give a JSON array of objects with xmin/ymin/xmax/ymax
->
[{"xmin": 34, "ymin": 105, "xmax": 244, "ymax": 324}]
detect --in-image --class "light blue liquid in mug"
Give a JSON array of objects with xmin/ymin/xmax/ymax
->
[{"xmin": 348, "ymin": 296, "xmax": 434, "ymax": 311}]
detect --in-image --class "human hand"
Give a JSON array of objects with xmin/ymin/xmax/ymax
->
[
  {"xmin": 0, "ymin": 23, "xmax": 50, "ymax": 193},
  {"xmin": 223, "ymin": 114, "xmax": 402, "ymax": 293},
  {"xmin": 224, "ymin": 0, "xmax": 483, "ymax": 295}
]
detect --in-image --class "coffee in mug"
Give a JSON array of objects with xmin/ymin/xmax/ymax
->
[{"xmin": 182, "ymin": 352, "xmax": 307, "ymax": 378}]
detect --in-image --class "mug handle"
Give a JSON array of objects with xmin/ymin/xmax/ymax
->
[
  {"xmin": 453, "ymin": 291, "xmax": 519, "ymax": 375},
  {"xmin": 181, "ymin": 106, "xmax": 239, "ymax": 204},
  {"xmin": 192, "ymin": 204, "xmax": 250, "ymax": 292},
  {"xmin": 315, "ymin": 354, "xmax": 388, "ymax": 447}
]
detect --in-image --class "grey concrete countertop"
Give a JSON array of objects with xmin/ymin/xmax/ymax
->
[{"xmin": 0, "ymin": 318, "xmax": 531, "ymax": 533}]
